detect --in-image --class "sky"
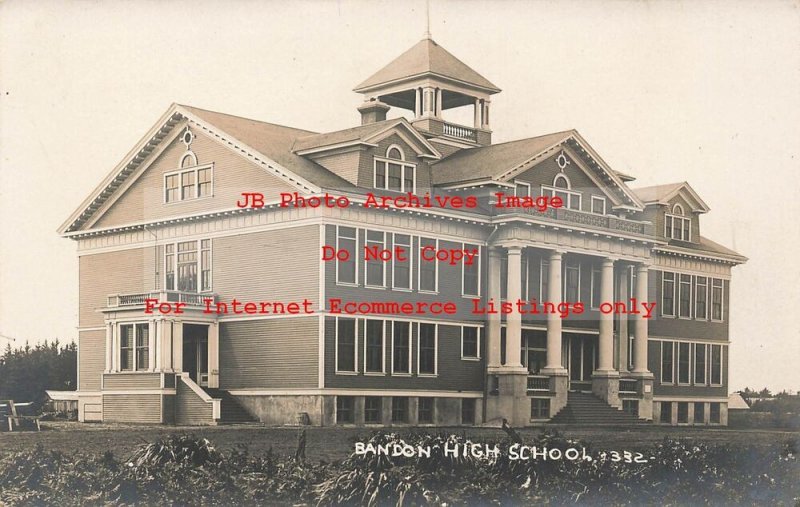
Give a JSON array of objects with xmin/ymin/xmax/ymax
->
[{"xmin": 1, "ymin": 0, "xmax": 798, "ymax": 392}]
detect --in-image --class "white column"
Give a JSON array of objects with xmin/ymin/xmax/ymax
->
[
  {"xmin": 155, "ymin": 320, "xmax": 163, "ymax": 371},
  {"xmin": 111, "ymin": 323, "xmax": 118, "ymax": 372},
  {"xmin": 105, "ymin": 323, "xmax": 113, "ymax": 373},
  {"xmin": 173, "ymin": 322, "xmax": 183, "ymax": 372},
  {"xmin": 597, "ymin": 258, "xmax": 615, "ymax": 372},
  {"xmin": 435, "ymin": 88, "xmax": 442, "ymax": 117},
  {"xmin": 505, "ymin": 246, "xmax": 523, "ymax": 368},
  {"xmin": 208, "ymin": 323, "xmax": 219, "ymax": 388},
  {"xmin": 148, "ymin": 320, "xmax": 156, "ymax": 372},
  {"xmin": 544, "ymin": 250, "xmax": 564, "ymax": 371},
  {"xmin": 161, "ymin": 320, "xmax": 174, "ymax": 371},
  {"xmin": 633, "ymin": 264, "xmax": 650, "ymax": 374},
  {"xmin": 483, "ymin": 100, "xmax": 490, "ymax": 129},
  {"xmin": 474, "ymin": 98, "xmax": 481, "ymax": 128},
  {"xmin": 486, "ymin": 247, "xmax": 502, "ymax": 368},
  {"xmin": 618, "ymin": 265, "xmax": 629, "ymax": 372}
]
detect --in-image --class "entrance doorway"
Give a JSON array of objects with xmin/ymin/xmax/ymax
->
[
  {"xmin": 183, "ymin": 324, "xmax": 209, "ymax": 387},
  {"xmin": 567, "ymin": 334, "xmax": 596, "ymax": 391}
]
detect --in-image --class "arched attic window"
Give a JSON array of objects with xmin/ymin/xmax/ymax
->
[
  {"xmin": 672, "ymin": 203, "xmax": 685, "ymax": 216},
  {"xmin": 665, "ymin": 203, "xmax": 691, "ymax": 241},
  {"xmin": 374, "ymin": 144, "xmax": 416, "ymax": 193},
  {"xmin": 542, "ymin": 173, "xmax": 581, "ymax": 210},
  {"xmin": 180, "ymin": 151, "xmax": 198, "ymax": 168}
]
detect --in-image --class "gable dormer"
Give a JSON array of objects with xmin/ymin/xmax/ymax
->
[{"xmin": 633, "ymin": 182, "xmax": 710, "ymax": 244}]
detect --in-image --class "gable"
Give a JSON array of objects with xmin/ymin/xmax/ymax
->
[{"xmin": 90, "ymin": 124, "xmax": 298, "ymax": 230}]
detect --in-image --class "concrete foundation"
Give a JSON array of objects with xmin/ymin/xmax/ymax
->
[
  {"xmin": 591, "ymin": 372, "xmax": 621, "ymax": 408},
  {"xmin": 484, "ymin": 368, "xmax": 529, "ymax": 426}
]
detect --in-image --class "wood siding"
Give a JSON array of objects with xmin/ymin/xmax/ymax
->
[
  {"xmin": 219, "ymin": 317, "xmax": 319, "ymax": 389},
  {"xmin": 103, "ymin": 373, "xmax": 162, "ymax": 390},
  {"xmin": 79, "ymin": 330, "xmax": 105, "ymax": 391},
  {"xmin": 103, "ymin": 394, "xmax": 162, "ymax": 423},
  {"xmin": 175, "ymin": 379, "xmax": 214, "ymax": 425}
]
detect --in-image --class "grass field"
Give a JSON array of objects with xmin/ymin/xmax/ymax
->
[{"xmin": 1, "ymin": 421, "xmax": 796, "ymax": 462}]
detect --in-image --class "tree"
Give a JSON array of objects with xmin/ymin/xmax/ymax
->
[{"xmin": 0, "ymin": 340, "xmax": 77, "ymax": 407}]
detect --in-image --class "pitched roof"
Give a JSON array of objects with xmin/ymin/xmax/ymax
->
[
  {"xmin": 354, "ymin": 37, "xmax": 500, "ymax": 94},
  {"xmin": 632, "ymin": 181, "xmax": 711, "ymax": 212},
  {"xmin": 292, "ymin": 119, "xmax": 398, "ymax": 152},
  {"xmin": 658, "ymin": 235, "xmax": 747, "ymax": 263},
  {"xmin": 431, "ymin": 130, "xmax": 574, "ymax": 185},
  {"xmin": 179, "ymin": 105, "xmax": 354, "ymax": 190}
]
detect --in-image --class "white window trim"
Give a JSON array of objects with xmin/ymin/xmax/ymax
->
[
  {"xmin": 373, "ymin": 156, "xmax": 417, "ymax": 193},
  {"xmin": 461, "ymin": 325, "xmax": 482, "ymax": 360},
  {"xmin": 710, "ymin": 278, "xmax": 725, "ymax": 322},
  {"xmin": 365, "ymin": 231, "xmax": 388, "ymax": 288},
  {"xmin": 677, "ymin": 342, "xmax": 691, "ymax": 386},
  {"xmin": 678, "ymin": 274, "xmax": 693, "ymax": 320},
  {"xmin": 391, "ymin": 321, "xmax": 412, "ymax": 375},
  {"xmin": 417, "ymin": 237, "xmax": 439, "ymax": 294},
  {"xmin": 661, "ymin": 271, "xmax": 676, "ymax": 317},
  {"xmin": 461, "ymin": 243, "xmax": 481, "ymax": 297},
  {"xmin": 660, "ymin": 341, "xmax": 675, "ymax": 385},
  {"xmin": 416, "ymin": 323, "xmax": 438, "ymax": 377},
  {"xmin": 709, "ymin": 344, "xmax": 724, "ymax": 386},
  {"xmin": 334, "ymin": 317, "xmax": 358, "ymax": 375},
  {"xmin": 694, "ymin": 276, "xmax": 709, "ymax": 320},
  {"xmin": 117, "ymin": 322, "xmax": 150, "ymax": 372},
  {"xmin": 391, "ymin": 233, "xmax": 413, "ymax": 291},
  {"xmin": 335, "ymin": 226, "xmax": 359, "ymax": 287},
  {"xmin": 563, "ymin": 261, "xmax": 581, "ymax": 302},
  {"xmin": 363, "ymin": 319, "xmax": 386, "ymax": 375},
  {"xmin": 386, "ymin": 144, "xmax": 405, "ymax": 160},
  {"xmin": 664, "ymin": 213, "xmax": 692, "ymax": 241},
  {"xmin": 591, "ymin": 195, "xmax": 606, "ymax": 215},
  {"xmin": 693, "ymin": 343, "xmax": 708, "ymax": 386},
  {"xmin": 163, "ymin": 239, "xmax": 213, "ymax": 293},
  {"xmin": 163, "ymin": 163, "xmax": 214, "ymax": 204},
  {"xmin": 514, "ymin": 180, "xmax": 531, "ymax": 197},
  {"xmin": 541, "ymin": 184, "xmax": 582, "ymax": 211}
]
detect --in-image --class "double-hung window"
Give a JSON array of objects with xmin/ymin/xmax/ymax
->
[
  {"xmin": 664, "ymin": 205, "xmax": 691, "ymax": 241},
  {"xmin": 365, "ymin": 231, "xmax": 386, "ymax": 287},
  {"xmin": 119, "ymin": 323, "xmax": 149, "ymax": 371},
  {"xmin": 662, "ymin": 272, "xmax": 675, "ymax": 317},
  {"xmin": 418, "ymin": 237, "xmax": 438, "ymax": 292},
  {"xmin": 364, "ymin": 320, "xmax": 385, "ymax": 373},
  {"xmin": 391, "ymin": 321, "xmax": 411, "ymax": 374},
  {"xmin": 710, "ymin": 345, "xmax": 723, "ymax": 385},
  {"xmin": 164, "ymin": 165, "xmax": 213, "ymax": 203},
  {"xmin": 679, "ymin": 274, "xmax": 692, "ymax": 318},
  {"xmin": 461, "ymin": 326, "xmax": 481, "ymax": 359},
  {"xmin": 661, "ymin": 341, "xmax": 674, "ymax": 384},
  {"xmin": 374, "ymin": 146, "xmax": 415, "ymax": 193},
  {"xmin": 677, "ymin": 342, "xmax": 690, "ymax": 384},
  {"xmin": 418, "ymin": 323, "xmax": 437, "ymax": 375},
  {"xmin": 564, "ymin": 262, "xmax": 580, "ymax": 302},
  {"xmin": 694, "ymin": 343, "xmax": 707, "ymax": 385},
  {"xmin": 462, "ymin": 243, "xmax": 480, "ymax": 296},
  {"xmin": 591, "ymin": 195, "xmax": 606, "ymax": 215},
  {"xmin": 336, "ymin": 226, "xmax": 357, "ymax": 285},
  {"xmin": 164, "ymin": 239, "xmax": 212, "ymax": 292},
  {"xmin": 335, "ymin": 317, "xmax": 357, "ymax": 373},
  {"xmin": 711, "ymin": 279, "xmax": 724, "ymax": 321},
  {"xmin": 695, "ymin": 276, "xmax": 708, "ymax": 319},
  {"xmin": 392, "ymin": 234, "xmax": 412, "ymax": 290}
]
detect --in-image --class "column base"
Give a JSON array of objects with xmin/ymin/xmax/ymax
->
[
  {"xmin": 539, "ymin": 366, "xmax": 568, "ymax": 376},
  {"xmin": 592, "ymin": 370, "xmax": 621, "ymax": 408},
  {"xmin": 484, "ymin": 369, "xmax": 529, "ymax": 427}
]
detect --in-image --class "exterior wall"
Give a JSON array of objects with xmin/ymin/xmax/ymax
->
[
  {"xmin": 219, "ymin": 316, "xmax": 319, "ymax": 389},
  {"xmin": 78, "ymin": 329, "xmax": 105, "ymax": 391},
  {"xmin": 93, "ymin": 125, "xmax": 297, "ymax": 229},
  {"xmin": 647, "ymin": 340, "xmax": 729, "ymax": 398},
  {"xmin": 78, "ymin": 395, "xmax": 103, "ymax": 422},
  {"xmin": 649, "ymin": 269, "xmax": 730, "ymax": 341},
  {"xmin": 324, "ymin": 317, "xmax": 484, "ymax": 391},
  {"xmin": 213, "ymin": 225, "xmax": 320, "ymax": 307},
  {"xmin": 236, "ymin": 395, "xmax": 324, "ymax": 426},
  {"xmin": 175, "ymin": 379, "xmax": 214, "ymax": 425},
  {"xmin": 103, "ymin": 393, "xmax": 162, "ymax": 423}
]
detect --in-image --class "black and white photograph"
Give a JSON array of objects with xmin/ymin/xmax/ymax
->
[{"xmin": 1, "ymin": 0, "xmax": 798, "ymax": 504}]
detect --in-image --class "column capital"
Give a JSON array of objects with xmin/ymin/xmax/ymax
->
[
  {"xmin": 602, "ymin": 257, "xmax": 616, "ymax": 267},
  {"xmin": 506, "ymin": 244, "xmax": 523, "ymax": 255},
  {"xmin": 548, "ymin": 249, "xmax": 565, "ymax": 260}
]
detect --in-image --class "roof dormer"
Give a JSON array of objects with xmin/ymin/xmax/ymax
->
[{"xmin": 353, "ymin": 36, "xmax": 500, "ymax": 147}]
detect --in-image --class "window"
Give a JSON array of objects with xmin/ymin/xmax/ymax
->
[
  {"xmin": 542, "ymin": 174, "xmax": 581, "ymax": 210},
  {"xmin": 164, "ymin": 164, "xmax": 213, "ymax": 203},
  {"xmin": 364, "ymin": 320, "xmax": 385, "ymax": 373},
  {"xmin": 335, "ymin": 318, "xmax": 357, "ymax": 373},
  {"xmin": 710, "ymin": 344, "xmax": 722, "ymax": 385},
  {"xmin": 664, "ymin": 209, "xmax": 691, "ymax": 241},
  {"xmin": 165, "ymin": 239, "xmax": 212, "ymax": 292},
  {"xmin": 564, "ymin": 262, "xmax": 580, "ymax": 302},
  {"xmin": 418, "ymin": 397, "xmax": 434, "ymax": 424},
  {"xmin": 677, "ymin": 342, "xmax": 690, "ymax": 384},
  {"xmin": 590, "ymin": 265, "xmax": 601, "ymax": 309},
  {"xmin": 364, "ymin": 397, "xmax": 381, "ymax": 424},
  {"xmin": 531, "ymin": 398, "xmax": 550, "ymax": 419},
  {"xmin": 694, "ymin": 343, "xmax": 707, "ymax": 385},
  {"xmin": 418, "ymin": 238, "xmax": 438, "ymax": 292},
  {"xmin": 710, "ymin": 403, "xmax": 721, "ymax": 424},
  {"xmin": 500, "ymin": 253, "xmax": 508, "ymax": 299},
  {"xmin": 365, "ymin": 231, "xmax": 386, "ymax": 287},
  {"xmin": 677, "ymin": 402, "xmax": 689, "ymax": 423},
  {"xmin": 461, "ymin": 398, "xmax": 475, "ymax": 425},
  {"xmin": 711, "ymin": 279, "xmax": 724, "ymax": 321},
  {"xmin": 660, "ymin": 402, "xmax": 672, "ymax": 424},
  {"xmin": 520, "ymin": 252, "xmax": 529, "ymax": 300},
  {"xmin": 418, "ymin": 323, "xmax": 437, "ymax": 375},
  {"xmin": 694, "ymin": 402, "xmax": 705, "ymax": 424},
  {"xmin": 374, "ymin": 147, "xmax": 415, "ymax": 193},
  {"xmin": 119, "ymin": 323, "xmax": 149, "ymax": 371},
  {"xmin": 392, "ymin": 321, "xmax": 411, "ymax": 374},
  {"xmin": 461, "ymin": 243, "xmax": 480, "ymax": 296},
  {"xmin": 695, "ymin": 276, "xmax": 708, "ymax": 319},
  {"xmin": 661, "ymin": 341, "xmax": 674, "ymax": 383},
  {"xmin": 336, "ymin": 396, "xmax": 354, "ymax": 424},
  {"xmin": 679, "ymin": 274, "xmax": 692, "ymax": 318},
  {"xmin": 662, "ymin": 272, "xmax": 675, "ymax": 316},
  {"xmin": 392, "ymin": 397, "xmax": 408, "ymax": 423},
  {"xmin": 591, "ymin": 195, "xmax": 606, "ymax": 215},
  {"xmin": 515, "ymin": 180, "xmax": 531, "ymax": 198},
  {"xmin": 392, "ymin": 234, "xmax": 412, "ymax": 289},
  {"xmin": 540, "ymin": 259, "xmax": 550, "ymax": 300},
  {"xmin": 461, "ymin": 326, "xmax": 480, "ymax": 359},
  {"xmin": 623, "ymin": 400, "xmax": 639, "ymax": 417},
  {"xmin": 336, "ymin": 226, "xmax": 357, "ymax": 285}
]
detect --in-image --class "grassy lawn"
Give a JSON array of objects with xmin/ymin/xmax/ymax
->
[{"xmin": 0, "ymin": 421, "xmax": 796, "ymax": 462}]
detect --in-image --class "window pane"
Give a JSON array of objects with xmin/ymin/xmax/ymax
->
[
  {"xmin": 336, "ymin": 318, "xmax": 356, "ymax": 372},
  {"xmin": 388, "ymin": 163, "xmax": 402, "ymax": 191},
  {"xmin": 462, "ymin": 244, "xmax": 479, "ymax": 296},
  {"xmin": 568, "ymin": 194, "xmax": 581, "ymax": 210},
  {"xmin": 391, "ymin": 397, "xmax": 407, "ymax": 423},
  {"xmin": 682, "ymin": 219, "xmax": 690, "ymax": 241},
  {"xmin": 403, "ymin": 167, "xmax": 414, "ymax": 192},
  {"xmin": 366, "ymin": 231, "xmax": 385, "ymax": 286},
  {"xmin": 120, "ymin": 325, "xmax": 134, "ymax": 371},
  {"xmin": 392, "ymin": 321, "xmax": 410, "ymax": 374},
  {"xmin": 711, "ymin": 345, "xmax": 722, "ymax": 384},
  {"xmin": 136, "ymin": 324, "xmax": 149, "ymax": 371},
  {"xmin": 461, "ymin": 398, "xmax": 475, "ymax": 425},
  {"xmin": 516, "ymin": 183, "xmax": 530, "ymax": 197},
  {"xmin": 375, "ymin": 161, "xmax": 386, "ymax": 189},
  {"xmin": 337, "ymin": 227, "xmax": 357, "ymax": 284},
  {"xmin": 665, "ymin": 216, "xmax": 673, "ymax": 238},
  {"xmin": 365, "ymin": 320, "xmax": 383, "ymax": 373},
  {"xmin": 165, "ymin": 175, "xmax": 180, "ymax": 202},
  {"xmin": 462, "ymin": 327, "xmax": 479, "ymax": 358},
  {"xmin": 678, "ymin": 342, "xmax": 690, "ymax": 383},
  {"xmin": 695, "ymin": 277, "xmax": 707, "ymax": 319},
  {"xmin": 694, "ymin": 344, "xmax": 707, "ymax": 384},
  {"xmin": 393, "ymin": 234, "xmax": 411, "ymax": 289},
  {"xmin": 419, "ymin": 324, "xmax": 436, "ymax": 374},
  {"xmin": 565, "ymin": 264, "xmax": 579, "ymax": 301},
  {"xmin": 679, "ymin": 274, "xmax": 692, "ymax": 318},
  {"xmin": 418, "ymin": 397, "xmax": 434, "ymax": 423},
  {"xmin": 181, "ymin": 171, "xmax": 196, "ymax": 200},
  {"xmin": 663, "ymin": 272, "xmax": 675, "ymax": 316},
  {"xmin": 336, "ymin": 396, "xmax": 354, "ymax": 424},
  {"xmin": 198, "ymin": 168, "xmax": 211, "ymax": 197},
  {"xmin": 177, "ymin": 241, "xmax": 198, "ymax": 292},
  {"xmin": 364, "ymin": 397, "xmax": 381, "ymax": 423},
  {"xmin": 419, "ymin": 238, "xmax": 437, "ymax": 291},
  {"xmin": 662, "ymin": 342, "xmax": 674, "ymax": 383},
  {"xmin": 711, "ymin": 279, "xmax": 723, "ymax": 320}
]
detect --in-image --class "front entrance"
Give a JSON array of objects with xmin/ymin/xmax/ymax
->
[
  {"xmin": 567, "ymin": 334, "xmax": 596, "ymax": 391},
  {"xmin": 182, "ymin": 324, "xmax": 209, "ymax": 387}
]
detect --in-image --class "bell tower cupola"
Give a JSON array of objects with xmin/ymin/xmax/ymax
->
[{"xmin": 353, "ymin": 35, "xmax": 501, "ymax": 147}]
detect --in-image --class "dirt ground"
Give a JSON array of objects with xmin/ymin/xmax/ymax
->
[{"xmin": 1, "ymin": 422, "xmax": 797, "ymax": 462}]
